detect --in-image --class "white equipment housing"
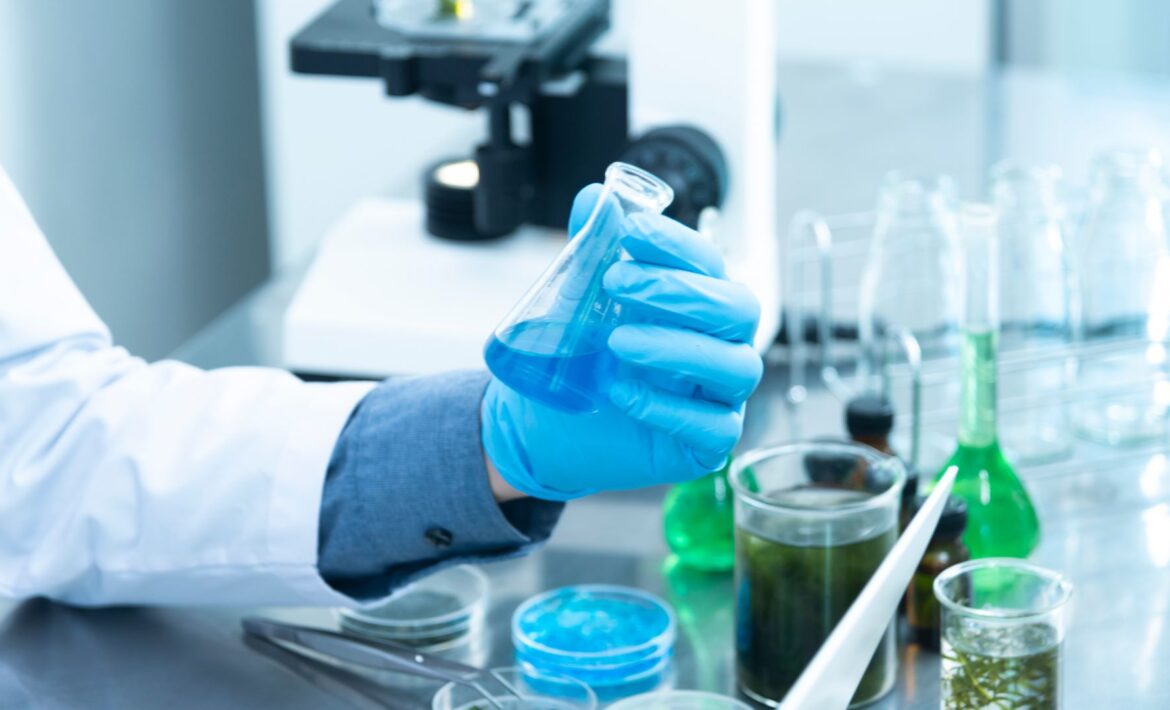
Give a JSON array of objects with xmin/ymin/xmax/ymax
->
[{"xmin": 282, "ymin": 0, "xmax": 780, "ymax": 377}]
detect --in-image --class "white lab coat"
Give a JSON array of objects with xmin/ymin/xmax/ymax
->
[{"xmin": 0, "ymin": 166, "xmax": 374, "ymax": 606}]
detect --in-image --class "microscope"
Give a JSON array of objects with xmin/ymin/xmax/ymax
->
[{"xmin": 283, "ymin": 0, "xmax": 779, "ymax": 377}]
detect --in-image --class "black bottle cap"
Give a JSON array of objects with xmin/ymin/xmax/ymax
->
[
  {"xmin": 846, "ymin": 394, "xmax": 896, "ymax": 439},
  {"xmin": 804, "ymin": 449, "xmax": 859, "ymax": 486}
]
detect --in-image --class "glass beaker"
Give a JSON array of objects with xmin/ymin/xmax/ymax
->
[
  {"xmin": 1072, "ymin": 147, "xmax": 1170, "ymax": 446},
  {"xmin": 991, "ymin": 161, "xmax": 1075, "ymax": 465},
  {"xmin": 484, "ymin": 162, "xmax": 673, "ymax": 413},
  {"xmin": 859, "ymin": 171, "xmax": 963, "ymax": 389},
  {"xmin": 729, "ymin": 442, "xmax": 905, "ymax": 708},
  {"xmin": 934, "ymin": 559, "xmax": 1073, "ymax": 709}
]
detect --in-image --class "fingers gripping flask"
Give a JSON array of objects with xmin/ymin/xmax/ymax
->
[{"xmin": 484, "ymin": 163, "xmax": 674, "ymax": 413}]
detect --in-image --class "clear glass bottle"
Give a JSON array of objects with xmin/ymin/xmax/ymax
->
[
  {"xmin": 484, "ymin": 162, "xmax": 673, "ymax": 413},
  {"xmin": 859, "ymin": 172, "xmax": 963, "ymax": 389},
  {"xmin": 662, "ymin": 458, "xmax": 735, "ymax": 572},
  {"xmin": 904, "ymin": 495, "xmax": 969, "ymax": 651},
  {"xmin": 932, "ymin": 204, "xmax": 1040, "ymax": 559},
  {"xmin": 1072, "ymin": 148, "xmax": 1170, "ymax": 445},
  {"xmin": 991, "ymin": 161, "xmax": 1075, "ymax": 464}
]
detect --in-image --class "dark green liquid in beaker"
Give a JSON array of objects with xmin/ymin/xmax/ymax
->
[{"xmin": 735, "ymin": 498, "xmax": 896, "ymax": 707}]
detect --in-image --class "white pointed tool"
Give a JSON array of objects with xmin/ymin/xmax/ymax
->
[{"xmin": 780, "ymin": 468, "xmax": 958, "ymax": 710}]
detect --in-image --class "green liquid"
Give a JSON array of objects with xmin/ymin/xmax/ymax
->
[
  {"xmin": 941, "ymin": 623, "xmax": 1061, "ymax": 709},
  {"xmin": 662, "ymin": 461, "xmax": 735, "ymax": 572},
  {"xmin": 735, "ymin": 492, "xmax": 897, "ymax": 707},
  {"xmin": 935, "ymin": 329, "xmax": 1040, "ymax": 558}
]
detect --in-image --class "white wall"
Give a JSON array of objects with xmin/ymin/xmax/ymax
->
[
  {"xmin": 1004, "ymin": 0, "xmax": 1170, "ymax": 75},
  {"xmin": 0, "ymin": 0, "xmax": 269, "ymax": 359},
  {"xmin": 254, "ymin": 0, "xmax": 483, "ymax": 269},
  {"xmin": 774, "ymin": 0, "xmax": 993, "ymax": 73}
]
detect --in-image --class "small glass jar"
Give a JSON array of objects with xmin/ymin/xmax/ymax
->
[
  {"xmin": 934, "ymin": 559, "xmax": 1073, "ymax": 709},
  {"xmin": 904, "ymin": 495, "xmax": 970, "ymax": 650},
  {"xmin": 729, "ymin": 442, "xmax": 905, "ymax": 708},
  {"xmin": 431, "ymin": 667, "xmax": 597, "ymax": 710}
]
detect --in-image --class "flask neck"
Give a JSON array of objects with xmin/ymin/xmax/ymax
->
[
  {"xmin": 874, "ymin": 173, "xmax": 958, "ymax": 241},
  {"xmin": 957, "ymin": 204, "xmax": 1000, "ymax": 449},
  {"xmin": 958, "ymin": 328, "xmax": 998, "ymax": 448}
]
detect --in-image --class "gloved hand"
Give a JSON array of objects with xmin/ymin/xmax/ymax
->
[{"xmin": 481, "ymin": 184, "xmax": 764, "ymax": 501}]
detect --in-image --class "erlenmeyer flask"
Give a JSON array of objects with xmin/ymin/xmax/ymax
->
[
  {"xmin": 484, "ymin": 162, "xmax": 674, "ymax": 413},
  {"xmin": 1073, "ymin": 148, "xmax": 1170, "ymax": 445}
]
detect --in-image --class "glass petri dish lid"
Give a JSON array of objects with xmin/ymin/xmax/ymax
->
[
  {"xmin": 338, "ymin": 564, "xmax": 488, "ymax": 648},
  {"xmin": 512, "ymin": 585, "xmax": 676, "ymax": 700},
  {"xmin": 432, "ymin": 666, "xmax": 597, "ymax": 710},
  {"xmin": 607, "ymin": 690, "xmax": 753, "ymax": 709}
]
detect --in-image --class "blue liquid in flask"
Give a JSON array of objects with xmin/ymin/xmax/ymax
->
[{"xmin": 484, "ymin": 318, "xmax": 616, "ymax": 413}]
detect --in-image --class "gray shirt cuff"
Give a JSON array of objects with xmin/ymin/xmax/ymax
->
[{"xmin": 317, "ymin": 370, "xmax": 563, "ymax": 600}]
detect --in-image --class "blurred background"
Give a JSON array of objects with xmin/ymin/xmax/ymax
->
[{"xmin": 0, "ymin": 0, "xmax": 1168, "ymax": 359}]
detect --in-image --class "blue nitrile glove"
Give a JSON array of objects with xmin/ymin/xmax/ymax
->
[{"xmin": 481, "ymin": 184, "xmax": 764, "ymax": 501}]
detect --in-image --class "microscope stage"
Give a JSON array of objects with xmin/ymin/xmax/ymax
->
[{"xmin": 282, "ymin": 198, "xmax": 566, "ymax": 378}]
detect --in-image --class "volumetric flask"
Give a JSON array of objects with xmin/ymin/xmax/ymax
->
[
  {"xmin": 484, "ymin": 163, "xmax": 673, "ymax": 413},
  {"xmin": 730, "ymin": 442, "xmax": 905, "ymax": 708},
  {"xmin": 858, "ymin": 171, "xmax": 963, "ymax": 388},
  {"xmin": 934, "ymin": 559, "xmax": 1073, "ymax": 709},
  {"xmin": 992, "ymin": 161, "xmax": 1074, "ymax": 464},
  {"xmin": 1072, "ymin": 148, "xmax": 1170, "ymax": 446}
]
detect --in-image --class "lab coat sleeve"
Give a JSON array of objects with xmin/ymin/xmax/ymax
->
[
  {"xmin": 0, "ymin": 165, "xmax": 374, "ymax": 606},
  {"xmin": 318, "ymin": 370, "xmax": 564, "ymax": 601}
]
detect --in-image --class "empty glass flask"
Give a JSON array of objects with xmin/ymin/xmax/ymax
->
[
  {"xmin": 1072, "ymin": 148, "xmax": 1170, "ymax": 446},
  {"xmin": 859, "ymin": 172, "xmax": 963, "ymax": 389},
  {"xmin": 991, "ymin": 161, "xmax": 1074, "ymax": 464}
]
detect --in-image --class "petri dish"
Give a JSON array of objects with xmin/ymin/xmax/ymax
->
[
  {"xmin": 512, "ymin": 585, "xmax": 676, "ymax": 701},
  {"xmin": 607, "ymin": 690, "xmax": 752, "ymax": 709},
  {"xmin": 338, "ymin": 565, "xmax": 488, "ymax": 650},
  {"xmin": 432, "ymin": 666, "xmax": 597, "ymax": 710}
]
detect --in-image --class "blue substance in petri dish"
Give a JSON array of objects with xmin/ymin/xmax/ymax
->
[
  {"xmin": 484, "ymin": 319, "xmax": 616, "ymax": 414},
  {"xmin": 512, "ymin": 585, "xmax": 676, "ymax": 701}
]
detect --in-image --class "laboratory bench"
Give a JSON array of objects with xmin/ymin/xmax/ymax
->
[{"xmin": 4, "ymin": 63, "xmax": 1170, "ymax": 708}]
